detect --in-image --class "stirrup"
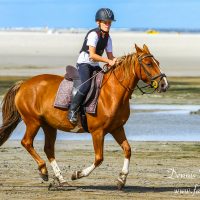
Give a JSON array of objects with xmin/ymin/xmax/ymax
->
[{"xmin": 68, "ymin": 110, "xmax": 78, "ymax": 124}]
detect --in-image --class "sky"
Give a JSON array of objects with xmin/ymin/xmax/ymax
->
[{"xmin": 0, "ymin": 0, "xmax": 199, "ymax": 30}]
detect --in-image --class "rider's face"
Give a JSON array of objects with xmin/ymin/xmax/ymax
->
[{"xmin": 97, "ymin": 20, "xmax": 112, "ymax": 32}]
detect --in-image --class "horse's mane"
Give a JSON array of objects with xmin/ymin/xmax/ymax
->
[{"xmin": 113, "ymin": 52, "xmax": 136, "ymax": 80}]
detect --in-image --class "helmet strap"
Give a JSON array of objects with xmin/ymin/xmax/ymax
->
[
  {"xmin": 100, "ymin": 28, "xmax": 109, "ymax": 34},
  {"xmin": 98, "ymin": 25, "xmax": 109, "ymax": 34}
]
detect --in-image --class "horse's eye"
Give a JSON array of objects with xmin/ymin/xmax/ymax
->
[{"xmin": 146, "ymin": 63, "xmax": 152, "ymax": 67}]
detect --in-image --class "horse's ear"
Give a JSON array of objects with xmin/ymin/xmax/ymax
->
[
  {"xmin": 143, "ymin": 44, "xmax": 150, "ymax": 53},
  {"xmin": 135, "ymin": 44, "xmax": 143, "ymax": 53}
]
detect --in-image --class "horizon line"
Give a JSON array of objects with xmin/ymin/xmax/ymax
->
[{"xmin": 1, "ymin": 27, "xmax": 200, "ymax": 33}]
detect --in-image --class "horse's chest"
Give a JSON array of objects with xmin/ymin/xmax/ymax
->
[{"xmin": 107, "ymin": 107, "xmax": 130, "ymax": 127}]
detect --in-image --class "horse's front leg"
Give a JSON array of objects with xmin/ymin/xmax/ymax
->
[
  {"xmin": 111, "ymin": 126, "xmax": 131, "ymax": 190},
  {"xmin": 71, "ymin": 130, "xmax": 104, "ymax": 180}
]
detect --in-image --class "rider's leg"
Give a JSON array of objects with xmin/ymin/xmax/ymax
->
[{"xmin": 68, "ymin": 63, "xmax": 93, "ymax": 123}]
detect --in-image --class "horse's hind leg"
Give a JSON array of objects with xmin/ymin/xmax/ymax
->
[
  {"xmin": 111, "ymin": 126, "xmax": 131, "ymax": 190},
  {"xmin": 42, "ymin": 124, "xmax": 66, "ymax": 184},
  {"xmin": 21, "ymin": 120, "xmax": 48, "ymax": 181}
]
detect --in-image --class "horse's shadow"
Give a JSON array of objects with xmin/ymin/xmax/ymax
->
[
  {"xmin": 52, "ymin": 185, "xmax": 195, "ymax": 193},
  {"xmin": 0, "ymin": 183, "xmax": 194, "ymax": 193}
]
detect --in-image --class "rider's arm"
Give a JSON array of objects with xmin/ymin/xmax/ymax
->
[
  {"xmin": 106, "ymin": 52, "xmax": 115, "ymax": 60},
  {"xmin": 89, "ymin": 46, "xmax": 114, "ymax": 65},
  {"xmin": 87, "ymin": 32, "xmax": 116, "ymax": 66},
  {"xmin": 105, "ymin": 37, "xmax": 116, "ymax": 64}
]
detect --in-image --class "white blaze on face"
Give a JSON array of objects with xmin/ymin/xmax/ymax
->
[
  {"xmin": 163, "ymin": 77, "xmax": 169, "ymax": 90},
  {"xmin": 152, "ymin": 58, "xmax": 168, "ymax": 91}
]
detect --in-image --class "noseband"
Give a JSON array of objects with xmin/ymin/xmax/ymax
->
[{"xmin": 137, "ymin": 54, "xmax": 166, "ymax": 94}]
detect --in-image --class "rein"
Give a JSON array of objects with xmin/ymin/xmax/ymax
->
[{"xmin": 76, "ymin": 68, "xmax": 104, "ymax": 90}]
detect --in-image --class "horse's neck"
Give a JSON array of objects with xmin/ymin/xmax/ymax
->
[{"xmin": 102, "ymin": 67, "xmax": 138, "ymax": 104}]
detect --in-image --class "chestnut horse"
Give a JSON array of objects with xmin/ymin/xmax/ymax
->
[{"xmin": 0, "ymin": 44, "xmax": 168, "ymax": 189}]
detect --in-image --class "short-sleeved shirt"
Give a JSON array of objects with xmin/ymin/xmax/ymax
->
[{"xmin": 77, "ymin": 31, "xmax": 113, "ymax": 66}]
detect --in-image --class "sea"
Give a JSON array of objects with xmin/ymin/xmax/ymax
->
[{"xmin": 1, "ymin": 104, "xmax": 199, "ymax": 142}]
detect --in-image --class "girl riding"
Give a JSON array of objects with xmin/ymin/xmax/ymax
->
[{"xmin": 68, "ymin": 8, "xmax": 117, "ymax": 123}]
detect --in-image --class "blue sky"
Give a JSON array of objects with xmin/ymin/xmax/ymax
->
[{"xmin": 0, "ymin": 0, "xmax": 199, "ymax": 29}]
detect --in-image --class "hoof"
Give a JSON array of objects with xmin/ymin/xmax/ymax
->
[
  {"xmin": 116, "ymin": 178, "xmax": 125, "ymax": 190},
  {"xmin": 117, "ymin": 173, "xmax": 127, "ymax": 190},
  {"xmin": 52, "ymin": 176, "xmax": 71, "ymax": 187},
  {"xmin": 71, "ymin": 171, "xmax": 82, "ymax": 180},
  {"xmin": 48, "ymin": 182, "xmax": 77, "ymax": 191},
  {"xmin": 39, "ymin": 172, "xmax": 49, "ymax": 181},
  {"xmin": 60, "ymin": 181, "xmax": 72, "ymax": 186}
]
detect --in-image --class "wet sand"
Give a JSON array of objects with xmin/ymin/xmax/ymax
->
[{"xmin": 1, "ymin": 140, "xmax": 200, "ymax": 199}]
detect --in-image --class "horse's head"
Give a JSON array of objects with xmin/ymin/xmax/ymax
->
[{"xmin": 134, "ymin": 44, "xmax": 168, "ymax": 93}]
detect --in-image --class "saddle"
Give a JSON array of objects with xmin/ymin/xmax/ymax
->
[{"xmin": 54, "ymin": 65, "xmax": 104, "ymax": 131}]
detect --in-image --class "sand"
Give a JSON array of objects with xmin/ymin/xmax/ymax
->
[
  {"xmin": 1, "ymin": 140, "xmax": 200, "ymax": 200},
  {"xmin": 0, "ymin": 30, "xmax": 200, "ymax": 76}
]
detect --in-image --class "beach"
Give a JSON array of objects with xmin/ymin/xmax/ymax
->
[
  {"xmin": 0, "ymin": 30, "xmax": 200, "ymax": 76},
  {"xmin": 1, "ymin": 140, "xmax": 200, "ymax": 200}
]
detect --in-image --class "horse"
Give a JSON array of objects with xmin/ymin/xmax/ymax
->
[{"xmin": 0, "ymin": 44, "xmax": 168, "ymax": 190}]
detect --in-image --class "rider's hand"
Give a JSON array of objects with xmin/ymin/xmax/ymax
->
[{"xmin": 108, "ymin": 58, "xmax": 117, "ymax": 67}]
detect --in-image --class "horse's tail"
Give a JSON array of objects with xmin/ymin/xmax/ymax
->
[{"xmin": 0, "ymin": 81, "xmax": 23, "ymax": 146}]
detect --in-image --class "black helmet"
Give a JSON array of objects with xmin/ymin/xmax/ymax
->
[{"xmin": 95, "ymin": 8, "xmax": 116, "ymax": 22}]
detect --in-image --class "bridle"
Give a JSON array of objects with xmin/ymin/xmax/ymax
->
[
  {"xmin": 137, "ymin": 54, "xmax": 166, "ymax": 94},
  {"xmin": 113, "ymin": 53, "xmax": 166, "ymax": 95}
]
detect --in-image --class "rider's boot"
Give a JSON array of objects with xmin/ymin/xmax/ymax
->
[{"xmin": 68, "ymin": 90, "xmax": 85, "ymax": 124}]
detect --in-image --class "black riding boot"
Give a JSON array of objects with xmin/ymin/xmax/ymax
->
[{"xmin": 68, "ymin": 90, "xmax": 85, "ymax": 124}]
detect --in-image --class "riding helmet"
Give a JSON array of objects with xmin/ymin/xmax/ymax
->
[{"xmin": 95, "ymin": 8, "xmax": 116, "ymax": 22}]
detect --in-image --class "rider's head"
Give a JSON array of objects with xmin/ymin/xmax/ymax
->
[{"xmin": 95, "ymin": 8, "xmax": 116, "ymax": 33}]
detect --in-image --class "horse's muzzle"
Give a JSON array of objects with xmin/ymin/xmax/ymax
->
[{"xmin": 158, "ymin": 76, "xmax": 169, "ymax": 93}]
